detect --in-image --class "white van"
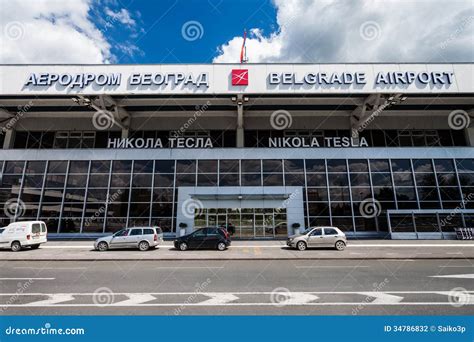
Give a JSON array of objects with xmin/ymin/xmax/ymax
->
[{"xmin": 0, "ymin": 221, "xmax": 47, "ymax": 251}]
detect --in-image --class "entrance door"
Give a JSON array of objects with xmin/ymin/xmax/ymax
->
[
  {"xmin": 217, "ymin": 214, "xmax": 227, "ymax": 227},
  {"xmin": 254, "ymin": 214, "xmax": 265, "ymax": 238},
  {"xmin": 264, "ymin": 213, "xmax": 274, "ymax": 238}
]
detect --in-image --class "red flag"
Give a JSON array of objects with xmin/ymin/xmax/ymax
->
[{"xmin": 240, "ymin": 30, "xmax": 247, "ymax": 63}]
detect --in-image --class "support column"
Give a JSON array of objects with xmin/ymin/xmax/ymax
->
[
  {"xmin": 121, "ymin": 128, "xmax": 129, "ymax": 139},
  {"xmin": 3, "ymin": 129, "xmax": 15, "ymax": 149},
  {"xmin": 466, "ymin": 127, "xmax": 474, "ymax": 146},
  {"xmin": 235, "ymin": 94, "xmax": 245, "ymax": 148}
]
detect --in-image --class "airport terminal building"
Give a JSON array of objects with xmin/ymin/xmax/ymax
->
[{"xmin": 0, "ymin": 63, "xmax": 472, "ymax": 239}]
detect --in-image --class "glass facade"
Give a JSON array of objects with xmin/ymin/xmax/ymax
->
[{"xmin": 0, "ymin": 158, "xmax": 472, "ymax": 236}]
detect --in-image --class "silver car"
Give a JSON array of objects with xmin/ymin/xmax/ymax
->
[
  {"xmin": 287, "ymin": 226, "xmax": 347, "ymax": 251},
  {"xmin": 94, "ymin": 226, "xmax": 163, "ymax": 251}
]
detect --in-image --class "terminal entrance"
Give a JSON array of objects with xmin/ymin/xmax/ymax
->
[{"xmin": 194, "ymin": 208, "xmax": 287, "ymax": 239}]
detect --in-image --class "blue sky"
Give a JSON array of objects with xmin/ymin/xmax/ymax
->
[
  {"xmin": 0, "ymin": 0, "xmax": 472, "ymax": 64},
  {"xmin": 96, "ymin": 0, "xmax": 277, "ymax": 63}
]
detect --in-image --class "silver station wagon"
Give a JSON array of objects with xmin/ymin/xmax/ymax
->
[
  {"xmin": 94, "ymin": 226, "xmax": 163, "ymax": 251},
  {"xmin": 287, "ymin": 226, "xmax": 347, "ymax": 251}
]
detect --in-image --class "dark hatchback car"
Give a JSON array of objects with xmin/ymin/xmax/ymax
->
[{"xmin": 174, "ymin": 227, "xmax": 231, "ymax": 251}]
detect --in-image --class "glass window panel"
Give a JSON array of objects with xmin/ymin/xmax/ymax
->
[
  {"xmin": 130, "ymin": 188, "xmax": 151, "ymax": 202},
  {"xmin": 129, "ymin": 203, "xmax": 151, "ymax": 217},
  {"xmin": 328, "ymin": 173, "xmax": 348, "ymax": 187},
  {"xmin": 64, "ymin": 188, "xmax": 86, "ymax": 202},
  {"xmin": 373, "ymin": 187, "xmax": 394, "ymax": 201},
  {"xmin": 23, "ymin": 175, "xmax": 44, "ymax": 188},
  {"xmin": 305, "ymin": 159, "xmax": 325, "ymax": 172},
  {"xmin": 415, "ymin": 173, "xmax": 436, "ymax": 186},
  {"xmin": 108, "ymin": 188, "xmax": 129, "ymax": 202},
  {"xmin": 414, "ymin": 214, "xmax": 439, "ymax": 232},
  {"xmin": 306, "ymin": 173, "xmax": 327, "ymax": 187},
  {"xmin": 87, "ymin": 189, "xmax": 108, "ymax": 202},
  {"xmin": 284, "ymin": 173, "xmax": 305, "ymax": 186},
  {"xmin": 151, "ymin": 217, "xmax": 172, "ymax": 232},
  {"xmin": 84, "ymin": 203, "xmax": 105, "ymax": 219},
  {"xmin": 350, "ymin": 173, "xmax": 370, "ymax": 186},
  {"xmin": 133, "ymin": 160, "xmax": 153, "ymax": 173},
  {"xmin": 437, "ymin": 173, "xmax": 458, "ymax": 186},
  {"xmin": 48, "ymin": 161, "xmax": 68, "ymax": 173},
  {"xmin": 417, "ymin": 187, "xmax": 439, "ymax": 201},
  {"xmin": 241, "ymin": 173, "xmax": 261, "ymax": 186},
  {"xmin": 175, "ymin": 173, "xmax": 196, "ymax": 186},
  {"xmin": 176, "ymin": 160, "xmax": 196, "ymax": 173},
  {"xmin": 88, "ymin": 174, "xmax": 110, "ymax": 188},
  {"xmin": 393, "ymin": 172, "xmax": 414, "ymax": 186},
  {"xmin": 112, "ymin": 160, "xmax": 132, "ymax": 173},
  {"xmin": 331, "ymin": 217, "xmax": 353, "ymax": 231},
  {"xmin": 104, "ymin": 218, "xmax": 128, "ymax": 233},
  {"xmin": 153, "ymin": 188, "xmax": 174, "ymax": 202},
  {"xmin": 25, "ymin": 161, "xmax": 46, "ymax": 174},
  {"xmin": 82, "ymin": 218, "xmax": 104, "ymax": 233},
  {"xmin": 197, "ymin": 160, "xmax": 217, "ymax": 173},
  {"xmin": 391, "ymin": 159, "xmax": 412, "ymax": 172},
  {"xmin": 154, "ymin": 174, "xmax": 174, "ymax": 187},
  {"xmin": 69, "ymin": 161, "xmax": 89, "ymax": 173},
  {"xmin": 369, "ymin": 159, "xmax": 389, "ymax": 172},
  {"xmin": 308, "ymin": 216, "xmax": 331, "ymax": 227},
  {"xmin": 39, "ymin": 203, "xmax": 62, "ymax": 217},
  {"xmin": 395, "ymin": 187, "xmax": 417, "ymax": 201},
  {"xmin": 132, "ymin": 174, "xmax": 152, "ymax": 187},
  {"xmin": 413, "ymin": 159, "xmax": 433, "ymax": 173},
  {"xmin": 151, "ymin": 202, "xmax": 173, "ymax": 216},
  {"xmin": 348, "ymin": 159, "xmax": 368, "ymax": 172},
  {"xmin": 107, "ymin": 203, "xmax": 129, "ymax": 217},
  {"xmin": 262, "ymin": 159, "xmax": 282, "ymax": 173},
  {"xmin": 219, "ymin": 173, "xmax": 239, "ymax": 186},
  {"xmin": 241, "ymin": 160, "xmax": 261, "ymax": 173},
  {"xmin": 434, "ymin": 159, "xmax": 455, "ymax": 173},
  {"xmin": 419, "ymin": 201, "xmax": 441, "ymax": 209},
  {"xmin": 262, "ymin": 173, "xmax": 283, "ymax": 186},
  {"xmin": 59, "ymin": 218, "xmax": 81, "ymax": 233},
  {"xmin": 390, "ymin": 214, "xmax": 414, "ymax": 232},
  {"xmin": 439, "ymin": 214, "xmax": 463, "ymax": 232},
  {"xmin": 41, "ymin": 188, "xmax": 63, "ymax": 202},
  {"xmin": 439, "ymin": 187, "xmax": 461, "ymax": 201},
  {"xmin": 90, "ymin": 160, "xmax": 110, "ymax": 173},
  {"xmin": 284, "ymin": 159, "xmax": 304, "ymax": 172},
  {"xmin": 4, "ymin": 161, "xmax": 24, "ymax": 174},
  {"xmin": 371, "ymin": 173, "xmax": 392, "ymax": 187},
  {"xmin": 327, "ymin": 159, "xmax": 347, "ymax": 173},
  {"xmin": 155, "ymin": 160, "xmax": 175, "ymax": 173},
  {"xmin": 111, "ymin": 174, "xmax": 131, "ymax": 187},
  {"xmin": 329, "ymin": 187, "xmax": 350, "ymax": 201},
  {"xmin": 331, "ymin": 202, "xmax": 352, "ymax": 216},
  {"xmin": 307, "ymin": 202, "xmax": 329, "ymax": 216},
  {"xmin": 351, "ymin": 187, "xmax": 372, "ymax": 201},
  {"xmin": 459, "ymin": 173, "xmax": 474, "ymax": 186},
  {"xmin": 66, "ymin": 174, "xmax": 88, "ymax": 187},
  {"xmin": 456, "ymin": 159, "xmax": 474, "ymax": 172},
  {"xmin": 219, "ymin": 160, "xmax": 239, "ymax": 173},
  {"xmin": 19, "ymin": 188, "xmax": 42, "ymax": 203},
  {"xmin": 354, "ymin": 217, "xmax": 376, "ymax": 231},
  {"xmin": 397, "ymin": 201, "xmax": 419, "ymax": 209},
  {"xmin": 197, "ymin": 173, "xmax": 218, "ymax": 186},
  {"xmin": 307, "ymin": 188, "xmax": 328, "ymax": 201}
]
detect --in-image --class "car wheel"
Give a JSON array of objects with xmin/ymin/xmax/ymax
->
[
  {"xmin": 97, "ymin": 241, "xmax": 108, "ymax": 252},
  {"xmin": 138, "ymin": 241, "xmax": 150, "ymax": 251},
  {"xmin": 179, "ymin": 242, "xmax": 188, "ymax": 251},
  {"xmin": 11, "ymin": 241, "xmax": 21, "ymax": 252},
  {"xmin": 30, "ymin": 244, "xmax": 40, "ymax": 250},
  {"xmin": 335, "ymin": 241, "xmax": 346, "ymax": 251},
  {"xmin": 217, "ymin": 242, "xmax": 226, "ymax": 251},
  {"xmin": 296, "ymin": 241, "xmax": 307, "ymax": 251}
]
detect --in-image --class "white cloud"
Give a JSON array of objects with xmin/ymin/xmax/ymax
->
[
  {"xmin": 213, "ymin": 0, "xmax": 474, "ymax": 63},
  {"xmin": 104, "ymin": 7, "xmax": 135, "ymax": 26},
  {"xmin": 0, "ymin": 0, "xmax": 140, "ymax": 64}
]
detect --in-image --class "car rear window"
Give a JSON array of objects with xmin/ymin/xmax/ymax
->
[
  {"xmin": 324, "ymin": 228, "xmax": 338, "ymax": 235},
  {"xmin": 143, "ymin": 229, "xmax": 154, "ymax": 235},
  {"xmin": 32, "ymin": 224, "xmax": 41, "ymax": 234},
  {"xmin": 41, "ymin": 223, "xmax": 47, "ymax": 232},
  {"xmin": 154, "ymin": 226, "xmax": 163, "ymax": 234},
  {"xmin": 130, "ymin": 229, "xmax": 143, "ymax": 236}
]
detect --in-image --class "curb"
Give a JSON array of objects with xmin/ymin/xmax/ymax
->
[{"xmin": 4, "ymin": 257, "xmax": 474, "ymax": 261}]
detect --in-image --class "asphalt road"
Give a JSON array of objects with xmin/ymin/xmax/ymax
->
[{"xmin": 0, "ymin": 259, "xmax": 473, "ymax": 315}]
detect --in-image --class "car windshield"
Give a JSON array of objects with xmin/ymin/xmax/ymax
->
[
  {"xmin": 0, "ymin": 228, "xmax": 4, "ymax": 234},
  {"xmin": 302, "ymin": 228, "xmax": 313, "ymax": 234}
]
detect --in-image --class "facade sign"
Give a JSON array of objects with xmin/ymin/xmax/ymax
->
[
  {"xmin": 231, "ymin": 69, "xmax": 249, "ymax": 86},
  {"xmin": 268, "ymin": 136, "xmax": 369, "ymax": 148},
  {"xmin": 107, "ymin": 137, "xmax": 214, "ymax": 149}
]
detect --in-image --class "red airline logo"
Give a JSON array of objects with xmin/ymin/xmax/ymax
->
[{"xmin": 231, "ymin": 69, "xmax": 248, "ymax": 86}]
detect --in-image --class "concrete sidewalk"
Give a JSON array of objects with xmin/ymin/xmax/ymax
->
[{"xmin": 1, "ymin": 240, "xmax": 473, "ymax": 260}]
